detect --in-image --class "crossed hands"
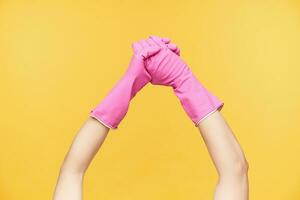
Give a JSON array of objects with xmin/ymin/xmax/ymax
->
[{"xmin": 90, "ymin": 36, "xmax": 223, "ymax": 129}]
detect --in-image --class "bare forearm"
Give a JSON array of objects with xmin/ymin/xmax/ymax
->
[
  {"xmin": 198, "ymin": 111, "xmax": 248, "ymax": 175},
  {"xmin": 197, "ymin": 111, "xmax": 249, "ymax": 200},
  {"xmin": 53, "ymin": 170, "xmax": 84, "ymax": 200},
  {"xmin": 53, "ymin": 117, "xmax": 109, "ymax": 200}
]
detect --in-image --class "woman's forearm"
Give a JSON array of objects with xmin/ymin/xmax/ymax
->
[
  {"xmin": 197, "ymin": 111, "xmax": 249, "ymax": 200},
  {"xmin": 53, "ymin": 117, "xmax": 109, "ymax": 200}
]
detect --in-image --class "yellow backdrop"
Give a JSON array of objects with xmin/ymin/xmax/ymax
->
[{"xmin": 1, "ymin": 0, "xmax": 300, "ymax": 199}]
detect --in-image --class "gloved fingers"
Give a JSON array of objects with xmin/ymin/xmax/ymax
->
[
  {"xmin": 143, "ymin": 46, "xmax": 161, "ymax": 57},
  {"xmin": 132, "ymin": 42, "xmax": 143, "ymax": 54},
  {"xmin": 149, "ymin": 35, "xmax": 180, "ymax": 55},
  {"xmin": 139, "ymin": 39, "xmax": 151, "ymax": 48},
  {"xmin": 149, "ymin": 35, "xmax": 166, "ymax": 47},
  {"xmin": 134, "ymin": 39, "xmax": 161, "ymax": 58},
  {"xmin": 166, "ymin": 43, "xmax": 177, "ymax": 50},
  {"xmin": 146, "ymin": 37, "xmax": 160, "ymax": 48},
  {"xmin": 166, "ymin": 43, "xmax": 180, "ymax": 55},
  {"xmin": 144, "ymin": 39, "xmax": 155, "ymax": 47},
  {"xmin": 133, "ymin": 36, "xmax": 180, "ymax": 58},
  {"xmin": 176, "ymin": 47, "xmax": 180, "ymax": 55},
  {"xmin": 144, "ymin": 37, "xmax": 176, "ymax": 56},
  {"xmin": 161, "ymin": 37, "xmax": 171, "ymax": 44},
  {"xmin": 149, "ymin": 35, "xmax": 171, "ymax": 44}
]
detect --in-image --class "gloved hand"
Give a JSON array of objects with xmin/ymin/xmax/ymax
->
[
  {"xmin": 145, "ymin": 36, "xmax": 224, "ymax": 126},
  {"xmin": 89, "ymin": 37, "xmax": 180, "ymax": 129}
]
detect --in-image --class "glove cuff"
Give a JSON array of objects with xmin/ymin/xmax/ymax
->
[{"xmin": 174, "ymin": 74, "xmax": 224, "ymax": 126}]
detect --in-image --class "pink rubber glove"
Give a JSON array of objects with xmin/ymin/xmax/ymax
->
[
  {"xmin": 89, "ymin": 37, "xmax": 180, "ymax": 129},
  {"xmin": 145, "ymin": 36, "xmax": 224, "ymax": 126}
]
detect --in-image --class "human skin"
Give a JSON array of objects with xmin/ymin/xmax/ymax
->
[
  {"xmin": 53, "ymin": 117, "xmax": 109, "ymax": 200},
  {"xmin": 144, "ymin": 35, "xmax": 249, "ymax": 199},
  {"xmin": 198, "ymin": 111, "xmax": 249, "ymax": 200},
  {"xmin": 53, "ymin": 38, "xmax": 248, "ymax": 199},
  {"xmin": 53, "ymin": 111, "xmax": 249, "ymax": 200},
  {"xmin": 53, "ymin": 38, "xmax": 179, "ymax": 199}
]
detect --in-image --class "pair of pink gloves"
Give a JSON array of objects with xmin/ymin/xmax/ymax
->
[{"xmin": 90, "ymin": 36, "xmax": 224, "ymax": 129}]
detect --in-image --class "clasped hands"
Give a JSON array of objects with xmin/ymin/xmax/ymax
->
[{"xmin": 90, "ymin": 36, "xmax": 224, "ymax": 129}]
